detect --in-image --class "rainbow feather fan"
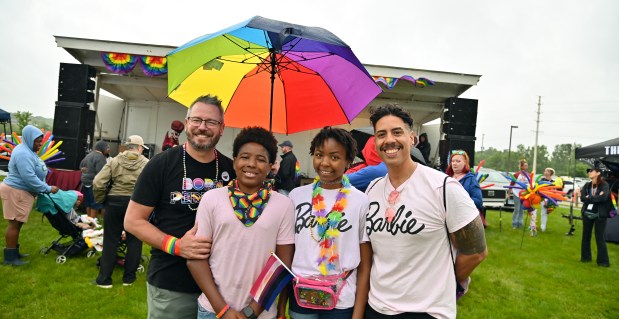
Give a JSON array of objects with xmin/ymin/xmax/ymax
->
[
  {"xmin": 502, "ymin": 171, "xmax": 567, "ymax": 212},
  {"xmin": 101, "ymin": 52, "xmax": 138, "ymax": 74},
  {"xmin": 140, "ymin": 55, "xmax": 167, "ymax": 76},
  {"xmin": 1, "ymin": 130, "xmax": 65, "ymax": 165}
]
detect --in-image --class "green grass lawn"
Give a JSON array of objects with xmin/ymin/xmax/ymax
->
[{"xmin": 0, "ymin": 206, "xmax": 617, "ymax": 318}]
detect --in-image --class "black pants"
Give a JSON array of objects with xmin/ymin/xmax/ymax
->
[
  {"xmin": 96, "ymin": 196, "xmax": 143, "ymax": 285},
  {"xmin": 364, "ymin": 304, "xmax": 434, "ymax": 319},
  {"xmin": 581, "ymin": 216, "xmax": 609, "ymax": 266}
]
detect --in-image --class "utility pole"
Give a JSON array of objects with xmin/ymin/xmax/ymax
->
[
  {"xmin": 481, "ymin": 133, "xmax": 485, "ymax": 151},
  {"xmin": 532, "ymin": 96, "xmax": 542, "ymax": 174}
]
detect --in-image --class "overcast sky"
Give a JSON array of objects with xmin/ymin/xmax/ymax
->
[{"xmin": 0, "ymin": 0, "xmax": 617, "ymax": 152}]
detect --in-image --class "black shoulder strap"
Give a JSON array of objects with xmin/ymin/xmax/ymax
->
[
  {"xmin": 443, "ymin": 176, "xmax": 458, "ymax": 270},
  {"xmin": 366, "ymin": 176, "xmax": 385, "ymax": 194}
]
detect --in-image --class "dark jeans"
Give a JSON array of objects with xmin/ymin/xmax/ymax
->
[
  {"xmin": 581, "ymin": 216, "xmax": 609, "ymax": 266},
  {"xmin": 96, "ymin": 196, "xmax": 143, "ymax": 285},
  {"xmin": 364, "ymin": 304, "xmax": 434, "ymax": 319}
]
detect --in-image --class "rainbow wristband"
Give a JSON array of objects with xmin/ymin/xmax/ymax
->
[
  {"xmin": 216, "ymin": 305, "xmax": 230, "ymax": 319},
  {"xmin": 162, "ymin": 235, "xmax": 179, "ymax": 256}
]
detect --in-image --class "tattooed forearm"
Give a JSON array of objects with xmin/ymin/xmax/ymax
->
[{"xmin": 453, "ymin": 216, "xmax": 487, "ymax": 255}]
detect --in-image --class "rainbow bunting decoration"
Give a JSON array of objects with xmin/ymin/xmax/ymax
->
[
  {"xmin": 1, "ymin": 129, "xmax": 66, "ymax": 165},
  {"xmin": 101, "ymin": 52, "xmax": 138, "ymax": 74},
  {"xmin": 249, "ymin": 253, "xmax": 295, "ymax": 310},
  {"xmin": 140, "ymin": 56, "xmax": 168, "ymax": 76},
  {"xmin": 372, "ymin": 75, "xmax": 436, "ymax": 90}
]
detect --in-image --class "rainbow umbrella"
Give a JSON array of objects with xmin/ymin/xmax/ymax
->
[{"xmin": 167, "ymin": 16, "xmax": 381, "ymax": 134}]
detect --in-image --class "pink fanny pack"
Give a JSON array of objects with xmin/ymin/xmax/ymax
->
[{"xmin": 293, "ymin": 271, "xmax": 353, "ymax": 310}]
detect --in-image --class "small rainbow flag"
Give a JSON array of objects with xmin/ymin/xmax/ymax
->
[
  {"xmin": 295, "ymin": 160, "xmax": 301, "ymax": 180},
  {"xmin": 610, "ymin": 193, "xmax": 617, "ymax": 218},
  {"xmin": 249, "ymin": 253, "xmax": 295, "ymax": 310}
]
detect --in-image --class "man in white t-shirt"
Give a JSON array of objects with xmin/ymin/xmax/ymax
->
[{"xmin": 364, "ymin": 104, "xmax": 488, "ymax": 319}]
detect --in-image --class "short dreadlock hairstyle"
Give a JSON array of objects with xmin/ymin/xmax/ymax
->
[
  {"xmin": 309, "ymin": 126, "xmax": 357, "ymax": 163},
  {"xmin": 369, "ymin": 104, "xmax": 414, "ymax": 130},
  {"xmin": 232, "ymin": 126, "xmax": 278, "ymax": 164}
]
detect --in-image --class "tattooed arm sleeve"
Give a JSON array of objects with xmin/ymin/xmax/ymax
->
[{"xmin": 451, "ymin": 215, "xmax": 488, "ymax": 283}]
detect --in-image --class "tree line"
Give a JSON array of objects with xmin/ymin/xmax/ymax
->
[
  {"xmin": 475, "ymin": 144, "xmax": 590, "ymax": 177},
  {"xmin": 3, "ymin": 111, "xmax": 52, "ymax": 135}
]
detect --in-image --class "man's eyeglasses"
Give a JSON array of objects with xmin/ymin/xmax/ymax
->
[
  {"xmin": 451, "ymin": 150, "xmax": 466, "ymax": 155},
  {"xmin": 187, "ymin": 117, "xmax": 221, "ymax": 128}
]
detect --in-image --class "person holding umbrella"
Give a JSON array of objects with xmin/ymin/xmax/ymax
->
[{"xmin": 125, "ymin": 95, "xmax": 235, "ymax": 318}]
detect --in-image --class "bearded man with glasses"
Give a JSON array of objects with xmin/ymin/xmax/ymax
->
[{"xmin": 125, "ymin": 95, "xmax": 236, "ymax": 319}]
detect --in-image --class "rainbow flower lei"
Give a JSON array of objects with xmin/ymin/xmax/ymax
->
[{"xmin": 311, "ymin": 175, "xmax": 350, "ymax": 275}]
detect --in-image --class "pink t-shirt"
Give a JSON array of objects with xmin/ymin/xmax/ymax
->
[
  {"xmin": 195, "ymin": 187, "xmax": 296, "ymax": 318},
  {"xmin": 365, "ymin": 165, "xmax": 478, "ymax": 319}
]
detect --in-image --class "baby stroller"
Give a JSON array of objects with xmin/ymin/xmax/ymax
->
[{"xmin": 36, "ymin": 191, "xmax": 96, "ymax": 264}]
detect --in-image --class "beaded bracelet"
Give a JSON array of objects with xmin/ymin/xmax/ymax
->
[
  {"xmin": 216, "ymin": 305, "xmax": 230, "ymax": 319},
  {"xmin": 162, "ymin": 235, "xmax": 180, "ymax": 256}
]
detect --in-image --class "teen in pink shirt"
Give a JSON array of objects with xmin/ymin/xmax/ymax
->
[{"xmin": 188, "ymin": 127, "xmax": 295, "ymax": 319}]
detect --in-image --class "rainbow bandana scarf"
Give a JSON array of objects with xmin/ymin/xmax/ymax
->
[{"xmin": 228, "ymin": 179, "xmax": 272, "ymax": 227}]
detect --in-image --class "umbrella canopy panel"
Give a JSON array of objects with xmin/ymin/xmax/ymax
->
[{"xmin": 167, "ymin": 16, "xmax": 381, "ymax": 134}]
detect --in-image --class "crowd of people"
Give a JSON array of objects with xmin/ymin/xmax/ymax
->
[{"xmin": 2, "ymin": 94, "xmax": 616, "ymax": 319}]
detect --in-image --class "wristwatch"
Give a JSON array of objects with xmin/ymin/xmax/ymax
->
[{"xmin": 242, "ymin": 306, "xmax": 258, "ymax": 319}]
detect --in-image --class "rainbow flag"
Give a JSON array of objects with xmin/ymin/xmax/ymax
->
[
  {"xmin": 249, "ymin": 253, "xmax": 295, "ymax": 310},
  {"xmin": 610, "ymin": 193, "xmax": 617, "ymax": 218}
]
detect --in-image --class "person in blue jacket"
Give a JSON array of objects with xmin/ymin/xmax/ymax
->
[
  {"xmin": 0, "ymin": 125, "xmax": 59, "ymax": 266},
  {"xmin": 445, "ymin": 149, "xmax": 484, "ymax": 298},
  {"xmin": 445, "ymin": 150, "xmax": 483, "ymax": 211}
]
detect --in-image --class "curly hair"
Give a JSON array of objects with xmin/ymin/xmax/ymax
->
[
  {"xmin": 309, "ymin": 126, "xmax": 357, "ymax": 163},
  {"xmin": 232, "ymin": 126, "xmax": 278, "ymax": 164},
  {"xmin": 369, "ymin": 104, "xmax": 414, "ymax": 130}
]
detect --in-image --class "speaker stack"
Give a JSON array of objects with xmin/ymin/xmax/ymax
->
[
  {"xmin": 51, "ymin": 63, "xmax": 97, "ymax": 170},
  {"xmin": 439, "ymin": 97, "xmax": 478, "ymax": 170}
]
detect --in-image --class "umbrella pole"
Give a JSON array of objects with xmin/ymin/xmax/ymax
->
[{"xmin": 269, "ymin": 50, "xmax": 276, "ymax": 132}]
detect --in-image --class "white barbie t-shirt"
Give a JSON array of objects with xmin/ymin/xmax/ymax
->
[
  {"xmin": 289, "ymin": 183, "xmax": 369, "ymax": 309},
  {"xmin": 364, "ymin": 164, "xmax": 478, "ymax": 319}
]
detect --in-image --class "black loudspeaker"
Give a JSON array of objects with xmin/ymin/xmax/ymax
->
[
  {"xmin": 51, "ymin": 102, "xmax": 96, "ymax": 170},
  {"xmin": 439, "ymin": 138, "xmax": 476, "ymax": 171},
  {"xmin": 52, "ymin": 102, "xmax": 96, "ymax": 138},
  {"xmin": 58, "ymin": 63, "xmax": 96, "ymax": 104},
  {"xmin": 442, "ymin": 97, "xmax": 478, "ymax": 137},
  {"xmin": 49, "ymin": 138, "xmax": 88, "ymax": 170}
]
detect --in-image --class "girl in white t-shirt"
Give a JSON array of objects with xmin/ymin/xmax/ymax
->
[{"xmin": 284, "ymin": 127, "xmax": 371, "ymax": 319}]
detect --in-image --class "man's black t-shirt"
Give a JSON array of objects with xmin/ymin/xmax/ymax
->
[{"xmin": 131, "ymin": 145, "xmax": 235, "ymax": 293}]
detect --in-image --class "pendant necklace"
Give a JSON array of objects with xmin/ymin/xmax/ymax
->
[{"xmin": 383, "ymin": 174, "xmax": 412, "ymax": 223}]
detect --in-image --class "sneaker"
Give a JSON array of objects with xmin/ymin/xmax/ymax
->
[
  {"xmin": 92, "ymin": 280, "xmax": 112, "ymax": 289},
  {"xmin": 123, "ymin": 279, "xmax": 136, "ymax": 287}
]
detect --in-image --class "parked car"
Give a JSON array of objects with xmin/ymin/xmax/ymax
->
[{"xmin": 474, "ymin": 167, "xmax": 514, "ymax": 209}]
